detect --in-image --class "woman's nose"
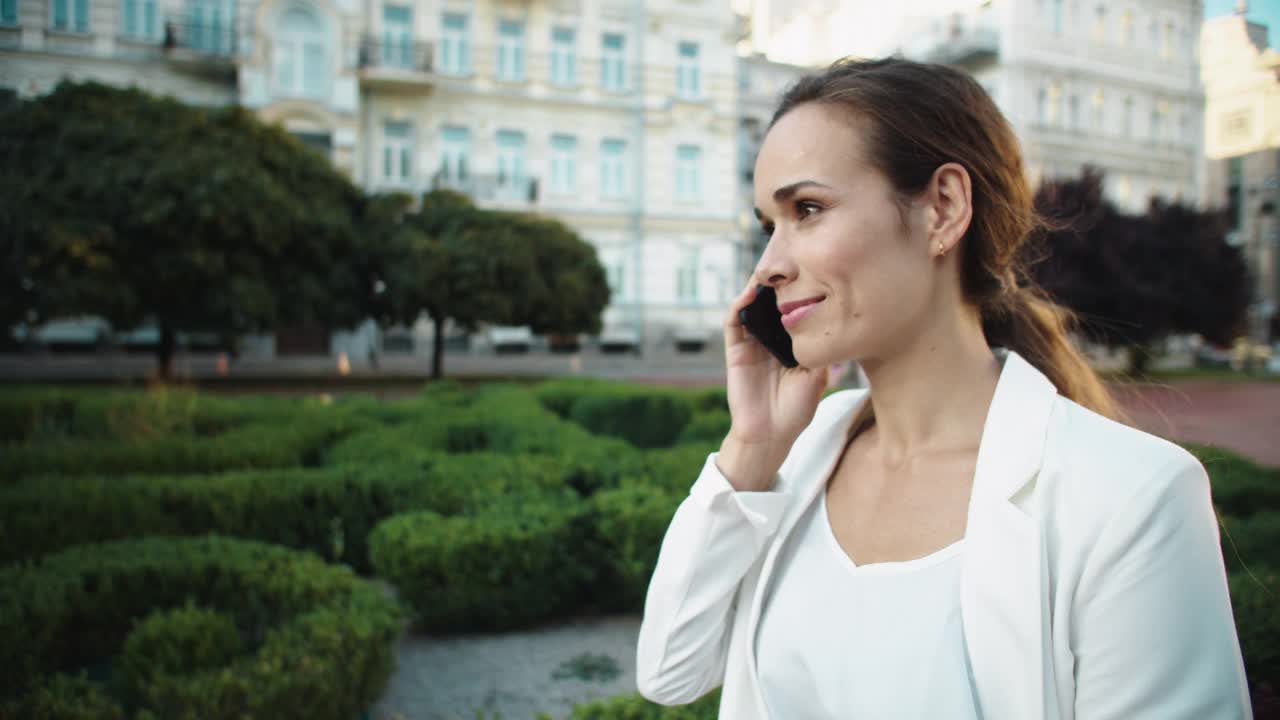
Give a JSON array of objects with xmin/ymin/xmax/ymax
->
[{"xmin": 753, "ymin": 238, "xmax": 797, "ymax": 288}]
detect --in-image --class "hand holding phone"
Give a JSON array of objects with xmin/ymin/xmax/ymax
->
[{"xmin": 738, "ymin": 285, "xmax": 799, "ymax": 368}]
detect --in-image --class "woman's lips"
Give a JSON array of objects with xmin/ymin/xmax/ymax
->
[{"xmin": 780, "ymin": 298, "xmax": 824, "ymax": 329}]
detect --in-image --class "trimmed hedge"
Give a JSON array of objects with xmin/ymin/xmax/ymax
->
[
  {"xmin": 534, "ymin": 379, "xmax": 698, "ymax": 449},
  {"xmin": 1230, "ymin": 570, "xmax": 1280, "ymax": 689},
  {"xmin": 589, "ymin": 484, "xmax": 681, "ymax": 611},
  {"xmin": 369, "ymin": 495, "xmax": 592, "ymax": 632},
  {"xmin": 0, "ymin": 411, "xmax": 367, "ymax": 481},
  {"xmin": 570, "ymin": 690, "xmax": 721, "ymax": 719},
  {"xmin": 677, "ymin": 411, "xmax": 731, "ymax": 446},
  {"xmin": 0, "ymin": 536, "xmax": 401, "ymax": 719},
  {"xmin": 1221, "ymin": 511, "xmax": 1280, "ymax": 574},
  {"xmin": 0, "ymin": 452, "xmax": 575, "ymax": 569},
  {"xmin": 1188, "ymin": 444, "xmax": 1280, "ymax": 519}
]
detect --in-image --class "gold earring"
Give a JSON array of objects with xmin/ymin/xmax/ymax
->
[{"xmin": 937, "ymin": 242, "xmax": 947, "ymax": 257}]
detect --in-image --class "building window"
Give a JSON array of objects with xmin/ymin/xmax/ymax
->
[
  {"xmin": 382, "ymin": 5, "xmax": 414, "ymax": 68},
  {"xmin": 495, "ymin": 130, "xmax": 527, "ymax": 199},
  {"xmin": 607, "ymin": 259, "xmax": 626, "ymax": 300},
  {"xmin": 676, "ymin": 41, "xmax": 700, "ymax": 99},
  {"xmin": 2, "ymin": 0, "xmax": 16, "ymax": 24},
  {"xmin": 51, "ymin": 0, "xmax": 89, "ymax": 32},
  {"xmin": 1092, "ymin": 5, "xmax": 1106, "ymax": 44},
  {"xmin": 1160, "ymin": 20, "xmax": 1173, "ymax": 60},
  {"xmin": 1039, "ymin": 82, "xmax": 1061, "ymax": 125},
  {"xmin": 275, "ymin": 7, "xmax": 328, "ymax": 99},
  {"xmin": 676, "ymin": 249, "xmax": 699, "ymax": 304},
  {"xmin": 549, "ymin": 134, "xmax": 577, "ymax": 194},
  {"xmin": 439, "ymin": 12, "xmax": 470, "ymax": 75},
  {"xmin": 1122, "ymin": 96, "xmax": 1133, "ymax": 137},
  {"xmin": 550, "ymin": 27, "xmax": 576, "ymax": 85},
  {"xmin": 1049, "ymin": 0, "xmax": 1063, "ymax": 35},
  {"xmin": 383, "ymin": 120, "xmax": 413, "ymax": 186},
  {"xmin": 188, "ymin": 0, "xmax": 233, "ymax": 54},
  {"xmin": 1091, "ymin": 89, "xmax": 1105, "ymax": 132},
  {"xmin": 675, "ymin": 144, "xmax": 701, "ymax": 202},
  {"xmin": 1120, "ymin": 9, "xmax": 1133, "ymax": 47},
  {"xmin": 1226, "ymin": 157, "xmax": 1243, "ymax": 232},
  {"xmin": 1037, "ymin": 88, "xmax": 1048, "ymax": 125},
  {"xmin": 122, "ymin": 0, "xmax": 158, "ymax": 38},
  {"xmin": 496, "ymin": 19, "xmax": 525, "ymax": 82},
  {"xmin": 1151, "ymin": 99, "xmax": 1170, "ymax": 144},
  {"xmin": 600, "ymin": 138, "xmax": 627, "ymax": 198},
  {"xmin": 1068, "ymin": 94, "xmax": 1079, "ymax": 131},
  {"xmin": 601, "ymin": 33, "xmax": 626, "ymax": 92},
  {"xmin": 439, "ymin": 125, "xmax": 470, "ymax": 183}
]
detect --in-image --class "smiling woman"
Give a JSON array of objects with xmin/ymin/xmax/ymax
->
[{"xmin": 635, "ymin": 57, "xmax": 1252, "ymax": 720}]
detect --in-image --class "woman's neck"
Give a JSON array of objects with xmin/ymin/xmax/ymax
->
[{"xmin": 858, "ymin": 319, "xmax": 1001, "ymax": 469}]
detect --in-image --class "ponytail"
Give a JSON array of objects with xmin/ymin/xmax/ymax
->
[{"xmin": 982, "ymin": 285, "xmax": 1124, "ymax": 422}]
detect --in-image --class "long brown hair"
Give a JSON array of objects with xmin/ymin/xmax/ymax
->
[{"xmin": 772, "ymin": 57, "xmax": 1120, "ymax": 420}]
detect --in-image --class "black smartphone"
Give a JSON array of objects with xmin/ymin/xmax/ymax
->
[{"xmin": 738, "ymin": 285, "xmax": 799, "ymax": 368}]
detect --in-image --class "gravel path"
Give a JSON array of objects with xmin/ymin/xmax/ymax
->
[{"xmin": 371, "ymin": 615, "xmax": 643, "ymax": 720}]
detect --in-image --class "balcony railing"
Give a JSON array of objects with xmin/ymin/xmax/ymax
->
[
  {"xmin": 359, "ymin": 35, "xmax": 434, "ymax": 73},
  {"xmin": 922, "ymin": 12, "xmax": 998, "ymax": 67},
  {"xmin": 163, "ymin": 20, "xmax": 238, "ymax": 57},
  {"xmin": 431, "ymin": 170, "xmax": 539, "ymax": 204}
]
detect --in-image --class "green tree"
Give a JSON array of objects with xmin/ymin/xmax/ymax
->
[
  {"xmin": 373, "ymin": 190, "xmax": 610, "ymax": 378},
  {"xmin": 1028, "ymin": 168, "xmax": 1250, "ymax": 374},
  {"xmin": 0, "ymin": 81, "xmax": 372, "ymax": 378}
]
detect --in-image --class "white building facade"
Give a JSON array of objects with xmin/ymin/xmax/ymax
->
[
  {"xmin": 900, "ymin": 0, "xmax": 1206, "ymax": 213},
  {"xmin": 1, "ymin": 0, "xmax": 745, "ymax": 356},
  {"xmin": 1200, "ymin": 12, "xmax": 1280, "ymax": 339}
]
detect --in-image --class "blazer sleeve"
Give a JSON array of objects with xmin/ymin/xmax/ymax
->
[
  {"xmin": 635, "ymin": 452, "xmax": 791, "ymax": 706},
  {"xmin": 1071, "ymin": 453, "xmax": 1253, "ymax": 719}
]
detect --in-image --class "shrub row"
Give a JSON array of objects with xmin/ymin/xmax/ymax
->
[
  {"xmin": 369, "ymin": 494, "xmax": 590, "ymax": 632},
  {"xmin": 534, "ymin": 379, "xmax": 728, "ymax": 449},
  {"xmin": 1221, "ymin": 511, "xmax": 1280, "ymax": 575},
  {"xmin": 0, "ymin": 451, "xmax": 574, "ymax": 570},
  {"xmin": 1230, "ymin": 570, "xmax": 1280, "ymax": 690},
  {"xmin": 569, "ymin": 690, "xmax": 721, "ymax": 720},
  {"xmin": 0, "ymin": 409, "xmax": 368, "ymax": 481},
  {"xmin": 1187, "ymin": 443, "xmax": 1280, "ymax": 519},
  {"xmin": 0, "ymin": 536, "xmax": 401, "ymax": 719},
  {"xmin": 0, "ymin": 386, "xmax": 314, "ymax": 444}
]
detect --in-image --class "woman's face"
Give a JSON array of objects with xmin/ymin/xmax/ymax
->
[{"xmin": 752, "ymin": 103, "xmax": 943, "ymax": 368}]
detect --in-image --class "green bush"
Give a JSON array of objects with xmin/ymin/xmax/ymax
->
[
  {"xmin": 0, "ymin": 386, "xmax": 311, "ymax": 445},
  {"xmin": 369, "ymin": 496, "xmax": 591, "ymax": 631},
  {"xmin": 570, "ymin": 393, "xmax": 694, "ymax": 449},
  {"xmin": 0, "ymin": 409, "xmax": 367, "ymax": 481},
  {"xmin": 0, "ymin": 536, "xmax": 401, "ymax": 719},
  {"xmin": 117, "ymin": 604, "xmax": 244, "ymax": 705},
  {"xmin": 677, "ymin": 411, "xmax": 730, "ymax": 446},
  {"xmin": 7, "ymin": 674, "xmax": 126, "ymax": 720},
  {"xmin": 0, "ymin": 451, "xmax": 576, "ymax": 569},
  {"xmin": 1230, "ymin": 570, "xmax": 1280, "ymax": 689},
  {"xmin": 1221, "ymin": 511, "xmax": 1280, "ymax": 574},
  {"xmin": 615, "ymin": 443, "xmax": 719, "ymax": 497},
  {"xmin": 570, "ymin": 690, "xmax": 720, "ymax": 719},
  {"xmin": 1187, "ymin": 444, "xmax": 1280, "ymax": 518},
  {"xmin": 589, "ymin": 484, "xmax": 681, "ymax": 611}
]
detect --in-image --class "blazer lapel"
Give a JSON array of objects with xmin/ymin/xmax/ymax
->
[
  {"xmin": 961, "ymin": 350, "xmax": 1061, "ymax": 720},
  {"xmin": 743, "ymin": 389, "xmax": 869, "ymax": 715}
]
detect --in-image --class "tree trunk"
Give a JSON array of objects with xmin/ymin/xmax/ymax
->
[
  {"xmin": 157, "ymin": 324, "xmax": 177, "ymax": 382},
  {"xmin": 430, "ymin": 312, "xmax": 445, "ymax": 380},
  {"xmin": 1127, "ymin": 343, "xmax": 1153, "ymax": 377}
]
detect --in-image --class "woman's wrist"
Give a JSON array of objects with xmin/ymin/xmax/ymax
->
[{"xmin": 716, "ymin": 433, "xmax": 789, "ymax": 492}]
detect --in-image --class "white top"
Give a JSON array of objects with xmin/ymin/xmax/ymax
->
[{"xmin": 755, "ymin": 487, "xmax": 982, "ymax": 720}]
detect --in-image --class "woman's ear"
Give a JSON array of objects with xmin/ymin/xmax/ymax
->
[{"xmin": 927, "ymin": 162, "xmax": 973, "ymax": 257}]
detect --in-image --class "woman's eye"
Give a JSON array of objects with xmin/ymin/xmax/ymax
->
[{"xmin": 796, "ymin": 201, "xmax": 821, "ymax": 219}]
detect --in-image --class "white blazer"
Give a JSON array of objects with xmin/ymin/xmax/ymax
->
[{"xmin": 636, "ymin": 351, "xmax": 1251, "ymax": 719}]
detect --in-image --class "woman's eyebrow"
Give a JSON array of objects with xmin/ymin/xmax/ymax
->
[{"xmin": 773, "ymin": 180, "xmax": 832, "ymax": 203}]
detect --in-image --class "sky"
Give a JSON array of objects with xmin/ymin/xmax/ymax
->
[{"xmin": 1204, "ymin": 0, "xmax": 1279, "ymax": 48}]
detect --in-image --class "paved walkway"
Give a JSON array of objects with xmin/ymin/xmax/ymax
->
[
  {"xmin": 371, "ymin": 616, "xmax": 642, "ymax": 720},
  {"xmin": 1115, "ymin": 381, "xmax": 1280, "ymax": 466}
]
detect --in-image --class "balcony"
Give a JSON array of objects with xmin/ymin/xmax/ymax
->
[
  {"xmin": 358, "ymin": 36, "xmax": 435, "ymax": 92},
  {"xmin": 922, "ymin": 12, "xmax": 999, "ymax": 68},
  {"xmin": 431, "ymin": 170, "xmax": 539, "ymax": 206},
  {"xmin": 162, "ymin": 20, "xmax": 239, "ymax": 79}
]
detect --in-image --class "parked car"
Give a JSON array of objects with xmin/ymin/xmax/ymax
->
[{"xmin": 488, "ymin": 326, "xmax": 533, "ymax": 354}]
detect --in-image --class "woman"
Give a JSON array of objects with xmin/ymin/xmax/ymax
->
[{"xmin": 635, "ymin": 58, "xmax": 1250, "ymax": 719}]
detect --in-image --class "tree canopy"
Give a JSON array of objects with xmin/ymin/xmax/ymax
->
[
  {"xmin": 0, "ymin": 81, "xmax": 372, "ymax": 376},
  {"xmin": 369, "ymin": 190, "xmax": 610, "ymax": 378},
  {"xmin": 1027, "ymin": 169, "xmax": 1250, "ymax": 371}
]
